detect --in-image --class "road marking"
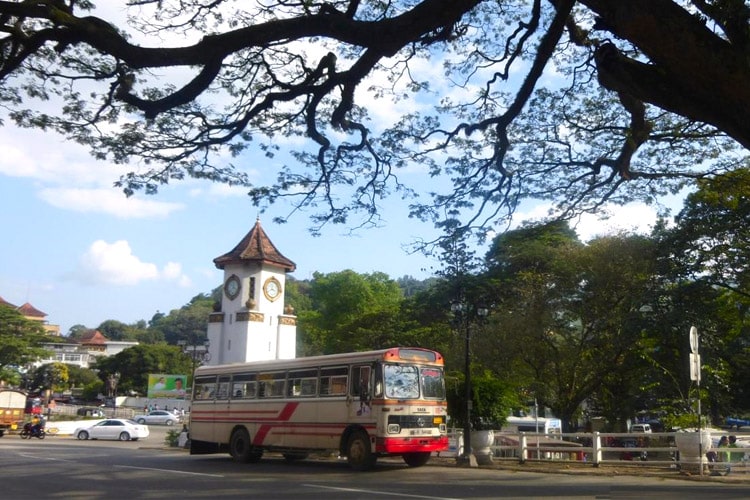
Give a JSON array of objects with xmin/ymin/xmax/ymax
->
[
  {"xmin": 115, "ymin": 465, "xmax": 224, "ymax": 477},
  {"xmin": 19, "ymin": 453, "xmax": 77, "ymax": 463},
  {"xmin": 303, "ymin": 484, "xmax": 463, "ymax": 499}
]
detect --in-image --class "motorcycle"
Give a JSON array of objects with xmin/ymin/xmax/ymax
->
[{"xmin": 19, "ymin": 422, "xmax": 46, "ymax": 439}]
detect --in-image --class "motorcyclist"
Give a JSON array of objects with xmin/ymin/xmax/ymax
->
[{"xmin": 31, "ymin": 415, "xmax": 45, "ymax": 435}]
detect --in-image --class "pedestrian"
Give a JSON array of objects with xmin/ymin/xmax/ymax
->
[{"xmin": 718, "ymin": 435, "xmax": 730, "ymax": 462}]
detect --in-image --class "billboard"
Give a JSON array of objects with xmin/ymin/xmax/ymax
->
[{"xmin": 147, "ymin": 374, "xmax": 188, "ymax": 399}]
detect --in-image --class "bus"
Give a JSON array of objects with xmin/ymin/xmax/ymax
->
[{"xmin": 188, "ymin": 347, "xmax": 449, "ymax": 470}]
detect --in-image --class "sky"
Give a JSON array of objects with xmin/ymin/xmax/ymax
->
[
  {"xmin": 0, "ymin": 4, "xmax": 674, "ymax": 336},
  {"xmin": 0, "ymin": 120, "xmax": 665, "ymax": 336}
]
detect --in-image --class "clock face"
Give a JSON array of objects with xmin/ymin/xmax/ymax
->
[
  {"xmin": 263, "ymin": 277, "xmax": 282, "ymax": 301},
  {"xmin": 224, "ymin": 275, "xmax": 241, "ymax": 300}
]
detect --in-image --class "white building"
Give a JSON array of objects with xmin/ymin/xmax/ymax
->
[{"xmin": 36, "ymin": 330, "xmax": 138, "ymax": 369}]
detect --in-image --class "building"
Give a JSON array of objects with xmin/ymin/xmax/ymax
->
[
  {"xmin": 0, "ymin": 295, "xmax": 60, "ymax": 335},
  {"xmin": 35, "ymin": 330, "xmax": 139, "ymax": 369},
  {"xmin": 207, "ymin": 218, "xmax": 297, "ymax": 365}
]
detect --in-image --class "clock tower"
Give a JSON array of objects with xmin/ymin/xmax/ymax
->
[{"xmin": 207, "ymin": 218, "xmax": 297, "ymax": 365}]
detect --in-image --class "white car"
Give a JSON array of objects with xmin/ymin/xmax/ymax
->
[
  {"xmin": 134, "ymin": 410, "xmax": 181, "ymax": 426},
  {"xmin": 74, "ymin": 419, "xmax": 150, "ymax": 441}
]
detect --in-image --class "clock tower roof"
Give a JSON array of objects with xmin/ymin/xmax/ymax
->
[{"xmin": 214, "ymin": 218, "xmax": 296, "ymax": 272}]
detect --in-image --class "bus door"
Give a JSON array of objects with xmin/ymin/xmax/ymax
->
[
  {"xmin": 192, "ymin": 375, "xmax": 217, "ymax": 442},
  {"xmin": 349, "ymin": 364, "xmax": 373, "ymax": 420}
]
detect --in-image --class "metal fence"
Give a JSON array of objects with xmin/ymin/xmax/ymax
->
[
  {"xmin": 47, "ymin": 403, "xmax": 135, "ymax": 419},
  {"xmin": 441, "ymin": 429, "xmax": 750, "ymax": 474}
]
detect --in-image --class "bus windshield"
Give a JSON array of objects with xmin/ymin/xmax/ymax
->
[{"xmin": 383, "ymin": 364, "xmax": 445, "ymax": 400}]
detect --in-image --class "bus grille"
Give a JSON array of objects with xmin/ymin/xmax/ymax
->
[{"xmin": 388, "ymin": 415, "xmax": 439, "ymax": 428}]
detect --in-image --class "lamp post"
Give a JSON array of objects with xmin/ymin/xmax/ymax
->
[
  {"xmin": 107, "ymin": 371, "xmax": 120, "ymax": 416},
  {"xmin": 451, "ymin": 301, "xmax": 488, "ymax": 467},
  {"xmin": 177, "ymin": 339, "xmax": 211, "ymax": 385}
]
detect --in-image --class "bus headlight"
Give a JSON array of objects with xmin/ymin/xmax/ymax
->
[{"xmin": 387, "ymin": 424, "xmax": 400, "ymax": 434}]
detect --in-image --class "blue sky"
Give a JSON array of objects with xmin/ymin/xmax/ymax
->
[
  {"xmin": 0, "ymin": 121, "xmax": 664, "ymax": 336},
  {"xmin": 0, "ymin": 4, "xmax": 669, "ymax": 336}
]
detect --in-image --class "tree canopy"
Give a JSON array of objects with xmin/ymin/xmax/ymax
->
[
  {"xmin": 0, "ymin": 304, "xmax": 50, "ymax": 374},
  {"xmin": 1, "ymin": 1, "xmax": 748, "ymax": 239}
]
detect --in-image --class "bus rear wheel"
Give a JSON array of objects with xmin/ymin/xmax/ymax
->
[
  {"xmin": 229, "ymin": 428, "xmax": 263, "ymax": 463},
  {"xmin": 402, "ymin": 452, "xmax": 431, "ymax": 467},
  {"xmin": 347, "ymin": 430, "xmax": 376, "ymax": 471}
]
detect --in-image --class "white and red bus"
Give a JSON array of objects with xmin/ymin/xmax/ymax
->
[{"xmin": 188, "ymin": 347, "xmax": 449, "ymax": 470}]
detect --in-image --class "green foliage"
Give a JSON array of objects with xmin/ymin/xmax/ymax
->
[
  {"xmin": 0, "ymin": 366, "xmax": 21, "ymax": 386},
  {"xmin": 165, "ymin": 428, "xmax": 181, "ymax": 447},
  {"xmin": 0, "ymin": 305, "xmax": 51, "ymax": 370},
  {"xmin": 93, "ymin": 344, "xmax": 192, "ymax": 395},
  {"xmin": 148, "ymin": 294, "xmax": 215, "ymax": 345},
  {"xmin": 446, "ymin": 369, "xmax": 517, "ymax": 430},
  {"xmin": 666, "ymin": 167, "xmax": 750, "ymax": 296},
  {"xmin": 29, "ymin": 362, "xmax": 70, "ymax": 393},
  {"xmin": 66, "ymin": 324, "xmax": 89, "ymax": 339},
  {"xmin": 81, "ymin": 379, "xmax": 105, "ymax": 402},
  {"xmin": 298, "ymin": 270, "xmax": 405, "ymax": 354},
  {"xmin": 478, "ymin": 222, "xmax": 658, "ymax": 430},
  {"xmin": 65, "ymin": 365, "xmax": 100, "ymax": 388}
]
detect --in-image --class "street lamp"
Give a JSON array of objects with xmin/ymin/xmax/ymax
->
[
  {"xmin": 177, "ymin": 339, "xmax": 211, "ymax": 385},
  {"xmin": 451, "ymin": 301, "xmax": 488, "ymax": 467}
]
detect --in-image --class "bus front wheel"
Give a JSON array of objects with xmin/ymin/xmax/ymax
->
[
  {"xmin": 347, "ymin": 431, "xmax": 376, "ymax": 471},
  {"xmin": 402, "ymin": 452, "xmax": 431, "ymax": 467},
  {"xmin": 229, "ymin": 428, "xmax": 263, "ymax": 463}
]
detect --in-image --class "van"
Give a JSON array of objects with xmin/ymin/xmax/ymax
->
[{"xmin": 630, "ymin": 424, "xmax": 652, "ymax": 433}]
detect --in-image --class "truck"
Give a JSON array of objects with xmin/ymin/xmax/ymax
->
[{"xmin": 0, "ymin": 389, "xmax": 27, "ymax": 437}]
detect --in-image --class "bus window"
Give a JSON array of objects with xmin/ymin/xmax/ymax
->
[
  {"xmin": 195, "ymin": 376, "xmax": 216, "ymax": 400},
  {"xmin": 320, "ymin": 366, "xmax": 348, "ymax": 396},
  {"xmin": 420, "ymin": 367, "xmax": 445, "ymax": 399},
  {"xmin": 258, "ymin": 372, "xmax": 286, "ymax": 398},
  {"xmin": 232, "ymin": 373, "xmax": 257, "ymax": 399},
  {"xmin": 216, "ymin": 375, "xmax": 231, "ymax": 400},
  {"xmin": 384, "ymin": 364, "xmax": 419, "ymax": 399},
  {"xmin": 288, "ymin": 369, "xmax": 318, "ymax": 397}
]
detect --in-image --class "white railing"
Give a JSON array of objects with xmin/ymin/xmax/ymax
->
[{"xmin": 441, "ymin": 429, "xmax": 750, "ymax": 473}]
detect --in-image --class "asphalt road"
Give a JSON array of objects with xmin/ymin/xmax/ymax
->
[{"xmin": 2, "ymin": 427, "xmax": 750, "ymax": 499}]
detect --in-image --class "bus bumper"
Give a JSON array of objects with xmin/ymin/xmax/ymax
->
[{"xmin": 376, "ymin": 435, "xmax": 449, "ymax": 454}]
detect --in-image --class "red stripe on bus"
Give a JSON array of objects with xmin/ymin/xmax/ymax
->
[{"xmin": 250, "ymin": 402, "xmax": 300, "ymax": 445}]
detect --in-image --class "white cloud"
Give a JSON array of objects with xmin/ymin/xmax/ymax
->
[
  {"xmin": 189, "ymin": 182, "xmax": 248, "ymax": 199},
  {"xmin": 38, "ymin": 187, "xmax": 183, "ymax": 219},
  {"xmin": 162, "ymin": 262, "xmax": 193, "ymax": 287},
  {"xmin": 572, "ymin": 203, "xmax": 658, "ymax": 242},
  {"xmin": 75, "ymin": 240, "xmax": 191, "ymax": 286},
  {"xmin": 512, "ymin": 202, "xmax": 660, "ymax": 242}
]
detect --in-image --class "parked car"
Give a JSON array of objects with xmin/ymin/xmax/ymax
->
[
  {"xmin": 74, "ymin": 419, "xmax": 149, "ymax": 441},
  {"xmin": 629, "ymin": 424, "xmax": 652, "ymax": 433},
  {"xmin": 134, "ymin": 410, "xmax": 181, "ymax": 426},
  {"xmin": 76, "ymin": 407, "xmax": 104, "ymax": 418}
]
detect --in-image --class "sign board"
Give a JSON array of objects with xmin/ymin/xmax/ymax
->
[
  {"xmin": 689, "ymin": 326, "xmax": 699, "ymax": 353},
  {"xmin": 147, "ymin": 374, "xmax": 188, "ymax": 399},
  {"xmin": 690, "ymin": 353, "xmax": 701, "ymax": 382}
]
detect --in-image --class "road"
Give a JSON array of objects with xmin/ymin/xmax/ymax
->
[{"xmin": 2, "ymin": 427, "xmax": 750, "ymax": 499}]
